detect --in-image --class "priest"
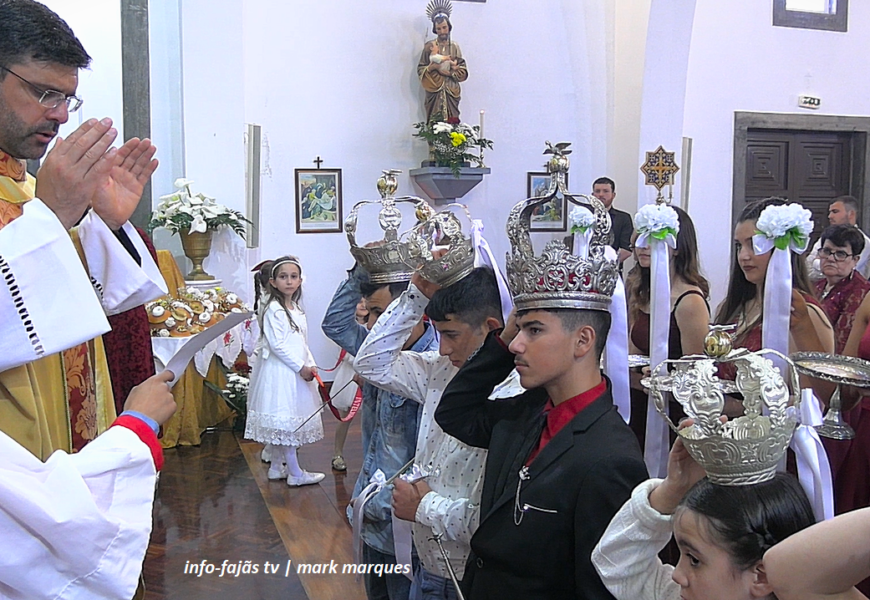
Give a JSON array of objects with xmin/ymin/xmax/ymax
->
[{"xmin": 0, "ymin": 0, "xmax": 167, "ymax": 460}]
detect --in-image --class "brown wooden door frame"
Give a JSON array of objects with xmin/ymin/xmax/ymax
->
[{"xmin": 733, "ymin": 111, "xmax": 870, "ymax": 234}]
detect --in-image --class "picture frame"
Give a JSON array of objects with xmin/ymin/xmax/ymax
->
[
  {"xmin": 295, "ymin": 168, "xmax": 343, "ymax": 234},
  {"xmin": 526, "ymin": 171, "xmax": 567, "ymax": 232}
]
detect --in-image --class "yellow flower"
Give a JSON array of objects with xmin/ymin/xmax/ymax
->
[{"xmin": 450, "ymin": 132, "xmax": 467, "ymax": 147}]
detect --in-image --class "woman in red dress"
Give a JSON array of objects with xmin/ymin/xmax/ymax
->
[
  {"xmin": 815, "ymin": 224, "xmax": 870, "ymax": 354},
  {"xmin": 714, "ymin": 197, "xmax": 834, "ymax": 416}
]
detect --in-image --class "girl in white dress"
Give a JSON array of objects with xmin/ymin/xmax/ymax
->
[{"xmin": 245, "ymin": 256, "xmax": 325, "ymax": 486}]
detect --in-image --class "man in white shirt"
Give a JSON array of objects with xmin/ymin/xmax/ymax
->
[
  {"xmin": 354, "ymin": 267, "xmax": 504, "ymax": 599},
  {"xmin": 807, "ymin": 195, "xmax": 870, "ymax": 281}
]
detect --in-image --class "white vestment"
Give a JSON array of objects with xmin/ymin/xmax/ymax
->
[
  {"xmin": 0, "ymin": 197, "xmax": 168, "ymax": 597},
  {"xmin": 0, "ymin": 198, "xmax": 167, "ymax": 373},
  {"xmin": 0, "ymin": 426, "xmax": 157, "ymax": 600}
]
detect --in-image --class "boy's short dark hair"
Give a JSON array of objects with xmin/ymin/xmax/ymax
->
[
  {"xmin": 529, "ymin": 308, "xmax": 611, "ymax": 359},
  {"xmin": 359, "ymin": 280, "xmax": 409, "ymax": 301},
  {"xmin": 425, "ymin": 267, "xmax": 503, "ymax": 327}
]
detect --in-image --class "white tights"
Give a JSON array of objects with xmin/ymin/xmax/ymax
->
[{"xmin": 281, "ymin": 444, "xmax": 303, "ymax": 478}]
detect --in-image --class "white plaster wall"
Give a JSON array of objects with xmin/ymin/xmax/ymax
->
[
  {"xmin": 682, "ymin": 0, "xmax": 870, "ymax": 309},
  {"xmin": 40, "ymin": 0, "xmax": 124, "ymax": 147},
  {"xmin": 610, "ymin": 0, "xmax": 652, "ymax": 215},
  {"xmin": 193, "ymin": 0, "xmax": 611, "ymax": 365}
]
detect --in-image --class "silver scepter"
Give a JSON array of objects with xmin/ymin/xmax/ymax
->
[{"xmin": 430, "ymin": 533, "xmax": 466, "ymax": 600}]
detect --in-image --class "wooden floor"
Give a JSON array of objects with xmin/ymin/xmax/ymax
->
[{"xmin": 143, "ymin": 416, "xmax": 367, "ymax": 600}]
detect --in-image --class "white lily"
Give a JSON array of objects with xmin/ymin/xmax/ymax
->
[
  {"xmin": 174, "ymin": 178, "xmax": 195, "ymax": 189},
  {"xmin": 189, "ymin": 214, "xmax": 208, "ymax": 234}
]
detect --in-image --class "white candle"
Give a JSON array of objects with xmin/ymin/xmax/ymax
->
[{"xmin": 479, "ymin": 109, "xmax": 484, "ymax": 137}]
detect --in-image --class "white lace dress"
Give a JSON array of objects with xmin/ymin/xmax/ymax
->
[{"xmin": 244, "ymin": 301, "xmax": 323, "ymax": 447}]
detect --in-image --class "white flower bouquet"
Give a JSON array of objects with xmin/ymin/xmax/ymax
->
[
  {"xmin": 569, "ymin": 205, "xmax": 596, "ymax": 234},
  {"xmin": 754, "ymin": 203, "xmax": 813, "ymax": 251},
  {"xmin": 634, "ymin": 203, "xmax": 680, "ymax": 242},
  {"xmin": 148, "ymin": 178, "xmax": 249, "ymax": 238}
]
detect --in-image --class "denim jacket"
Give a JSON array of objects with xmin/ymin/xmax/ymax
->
[{"xmin": 321, "ymin": 267, "xmax": 437, "ymax": 555}]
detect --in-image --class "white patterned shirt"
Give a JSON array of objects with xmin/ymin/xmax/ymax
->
[{"xmin": 354, "ymin": 284, "xmax": 485, "ymax": 580}]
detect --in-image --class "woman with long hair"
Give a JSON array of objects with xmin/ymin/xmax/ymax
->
[
  {"xmin": 626, "ymin": 206, "xmax": 710, "ymax": 447},
  {"xmin": 714, "ymin": 198, "xmax": 834, "ymax": 415},
  {"xmin": 715, "ymin": 197, "xmax": 833, "ymax": 356}
]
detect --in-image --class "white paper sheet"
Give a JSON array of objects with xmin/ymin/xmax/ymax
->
[{"xmin": 160, "ymin": 311, "xmax": 252, "ymax": 386}]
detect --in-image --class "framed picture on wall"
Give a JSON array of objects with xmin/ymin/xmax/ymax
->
[
  {"xmin": 295, "ymin": 168, "xmax": 343, "ymax": 233},
  {"xmin": 526, "ymin": 171, "xmax": 567, "ymax": 232}
]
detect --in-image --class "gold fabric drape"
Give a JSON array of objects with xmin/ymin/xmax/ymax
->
[{"xmin": 155, "ymin": 250, "xmax": 233, "ymax": 447}]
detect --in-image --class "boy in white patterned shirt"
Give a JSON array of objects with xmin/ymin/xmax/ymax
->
[{"xmin": 354, "ymin": 267, "xmax": 505, "ymax": 599}]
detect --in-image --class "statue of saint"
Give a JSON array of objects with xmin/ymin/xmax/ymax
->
[{"xmin": 418, "ymin": 0, "xmax": 468, "ymax": 123}]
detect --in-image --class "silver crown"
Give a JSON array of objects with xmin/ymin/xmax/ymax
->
[
  {"xmin": 506, "ymin": 142, "xmax": 619, "ymax": 312},
  {"xmin": 345, "ymin": 170, "xmax": 434, "ymax": 284},
  {"xmin": 649, "ymin": 332, "xmax": 800, "ymax": 486},
  {"xmin": 406, "ymin": 204, "xmax": 475, "ymax": 288},
  {"xmin": 426, "ymin": 0, "xmax": 452, "ymax": 22}
]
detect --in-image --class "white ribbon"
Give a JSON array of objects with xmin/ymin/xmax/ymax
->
[
  {"xmin": 472, "ymin": 219, "xmax": 514, "ymax": 324},
  {"xmin": 788, "ymin": 389, "xmax": 835, "ymax": 521},
  {"xmin": 599, "ymin": 246, "xmax": 630, "ymax": 423},
  {"xmin": 753, "ymin": 234, "xmax": 807, "ymax": 378},
  {"xmin": 571, "ymin": 229, "xmax": 594, "ymax": 260},
  {"xmin": 351, "ymin": 469, "xmax": 387, "ymax": 567},
  {"xmin": 636, "ymin": 231, "xmax": 676, "ymax": 478},
  {"xmin": 350, "ymin": 468, "xmax": 418, "ymax": 580},
  {"xmin": 393, "ymin": 464, "xmax": 430, "ymax": 580}
]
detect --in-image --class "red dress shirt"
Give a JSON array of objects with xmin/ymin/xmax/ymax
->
[{"xmin": 526, "ymin": 377, "xmax": 607, "ymax": 465}]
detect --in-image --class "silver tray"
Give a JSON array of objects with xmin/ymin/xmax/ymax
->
[
  {"xmin": 628, "ymin": 354, "xmax": 650, "ymax": 369},
  {"xmin": 641, "ymin": 376, "xmax": 739, "ymax": 395},
  {"xmin": 790, "ymin": 352, "xmax": 870, "ymax": 387}
]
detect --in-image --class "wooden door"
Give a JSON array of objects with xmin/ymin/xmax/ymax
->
[{"xmin": 744, "ymin": 129, "xmax": 852, "ymax": 241}]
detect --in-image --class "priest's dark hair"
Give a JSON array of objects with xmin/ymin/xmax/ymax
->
[
  {"xmin": 426, "ymin": 267, "xmax": 503, "ymax": 328},
  {"xmin": 593, "ymin": 177, "xmax": 616, "ymax": 193},
  {"xmin": 676, "ymin": 473, "xmax": 815, "ymax": 571},
  {"xmin": 0, "ymin": 0, "xmax": 91, "ymax": 72}
]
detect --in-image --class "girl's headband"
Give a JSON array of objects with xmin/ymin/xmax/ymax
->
[{"xmin": 270, "ymin": 258, "xmax": 301, "ymax": 279}]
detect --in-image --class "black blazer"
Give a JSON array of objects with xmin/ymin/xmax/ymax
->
[{"xmin": 436, "ymin": 332, "xmax": 648, "ymax": 600}]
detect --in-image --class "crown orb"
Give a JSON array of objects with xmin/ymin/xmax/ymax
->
[
  {"xmin": 704, "ymin": 328, "xmax": 733, "ymax": 358},
  {"xmin": 377, "ymin": 173, "xmax": 399, "ymax": 198},
  {"xmin": 416, "ymin": 203, "xmax": 436, "ymax": 223},
  {"xmin": 378, "ymin": 205, "xmax": 402, "ymax": 233},
  {"xmin": 548, "ymin": 155, "xmax": 569, "ymax": 174}
]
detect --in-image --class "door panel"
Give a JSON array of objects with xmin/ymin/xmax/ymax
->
[{"xmin": 744, "ymin": 130, "xmax": 852, "ymax": 241}]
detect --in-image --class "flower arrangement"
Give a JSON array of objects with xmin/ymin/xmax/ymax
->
[
  {"xmin": 148, "ymin": 178, "xmax": 249, "ymax": 238},
  {"xmin": 754, "ymin": 203, "xmax": 813, "ymax": 252},
  {"xmin": 569, "ymin": 205, "xmax": 596, "ymax": 234},
  {"xmin": 223, "ymin": 372, "xmax": 249, "ymax": 417},
  {"xmin": 413, "ymin": 117, "xmax": 493, "ymax": 177},
  {"xmin": 634, "ymin": 203, "xmax": 680, "ymax": 247},
  {"xmin": 205, "ymin": 357, "xmax": 251, "ymax": 430}
]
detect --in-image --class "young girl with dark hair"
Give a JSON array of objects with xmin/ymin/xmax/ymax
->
[
  {"xmin": 593, "ymin": 436, "xmax": 817, "ymax": 600},
  {"xmin": 245, "ymin": 256, "xmax": 324, "ymax": 486}
]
